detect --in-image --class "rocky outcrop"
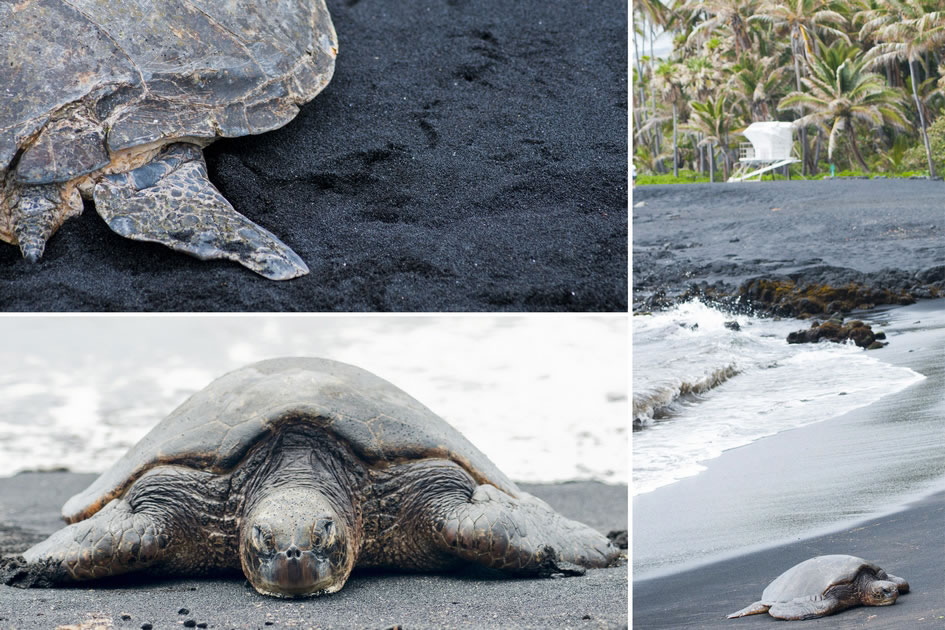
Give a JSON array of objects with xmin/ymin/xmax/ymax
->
[
  {"xmin": 738, "ymin": 275, "xmax": 920, "ymax": 319},
  {"xmin": 786, "ymin": 319, "xmax": 887, "ymax": 349}
]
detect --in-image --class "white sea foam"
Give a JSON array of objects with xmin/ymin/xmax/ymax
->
[
  {"xmin": 633, "ymin": 302, "xmax": 925, "ymax": 495},
  {"xmin": 0, "ymin": 317, "xmax": 627, "ymax": 484}
]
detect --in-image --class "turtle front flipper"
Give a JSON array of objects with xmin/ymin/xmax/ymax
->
[
  {"xmin": 1, "ymin": 498, "xmax": 170, "ymax": 587},
  {"xmin": 767, "ymin": 595, "xmax": 843, "ymax": 620},
  {"xmin": 92, "ymin": 143, "xmax": 309, "ymax": 280},
  {"xmin": 433, "ymin": 484, "xmax": 619, "ymax": 576}
]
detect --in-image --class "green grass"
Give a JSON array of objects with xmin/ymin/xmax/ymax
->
[
  {"xmin": 634, "ymin": 165, "xmax": 931, "ymax": 185},
  {"xmin": 634, "ymin": 169, "xmax": 711, "ymax": 185}
]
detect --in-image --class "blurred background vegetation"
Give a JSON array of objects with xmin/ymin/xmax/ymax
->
[{"xmin": 633, "ymin": 0, "xmax": 944, "ymax": 184}]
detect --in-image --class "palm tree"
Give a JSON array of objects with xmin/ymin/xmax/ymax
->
[
  {"xmin": 633, "ymin": 144, "xmax": 675, "ymax": 176},
  {"xmin": 686, "ymin": 96, "xmax": 734, "ymax": 181},
  {"xmin": 654, "ymin": 60, "xmax": 687, "ymax": 176},
  {"xmin": 751, "ymin": 0, "xmax": 850, "ymax": 174},
  {"xmin": 779, "ymin": 43, "xmax": 910, "ymax": 171},
  {"xmin": 728, "ymin": 53, "xmax": 789, "ymax": 121},
  {"xmin": 634, "ymin": 0, "xmax": 675, "ymax": 160},
  {"xmin": 680, "ymin": 54, "xmax": 728, "ymax": 174},
  {"xmin": 681, "ymin": 0, "xmax": 757, "ymax": 55},
  {"xmin": 859, "ymin": 0, "xmax": 945, "ymax": 176}
]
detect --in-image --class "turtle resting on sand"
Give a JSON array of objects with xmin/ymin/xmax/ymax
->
[
  {"xmin": 0, "ymin": 0, "xmax": 337, "ymax": 279},
  {"xmin": 727, "ymin": 555, "xmax": 909, "ymax": 620},
  {"xmin": 0, "ymin": 358, "xmax": 618, "ymax": 598}
]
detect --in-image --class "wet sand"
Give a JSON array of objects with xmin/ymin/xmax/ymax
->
[
  {"xmin": 632, "ymin": 300, "xmax": 945, "ymax": 627},
  {"xmin": 633, "ymin": 179, "xmax": 944, "ymax": 310},
  {"xmin": 0, "ymin": 0, "xmax": 628, "ymax": 312},
  {"xmin": 0, "ymin": 473, "xmax": 628, "ymax": 629}
]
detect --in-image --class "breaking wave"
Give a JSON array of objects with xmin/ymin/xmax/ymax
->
[{"xmin": 633, "ymin": 364, "xmax": 738, "ymax": 428}]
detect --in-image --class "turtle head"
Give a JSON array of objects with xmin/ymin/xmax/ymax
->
[
  {"xmin": 240, "ymin": 488, "xmax": 353, "ymax": 597},
  {"xmin": 863, "ymin": 579, "xmax": 899, "ymax": 606}
]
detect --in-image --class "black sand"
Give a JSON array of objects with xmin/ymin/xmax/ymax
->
[
  {"xmin": 0, "ymin": 472, "xmax": 628, "ymax": 629},
  {"xmin": 0, "ymin": 0, "xmax": 628, "ymax": 312},
  {"xmin": 633, "ymin": 179, "xmax": 944, "ymax": 310},
  {"xmin": 633, "ymin": 491, "xmax": 944, "ymax": 629}
]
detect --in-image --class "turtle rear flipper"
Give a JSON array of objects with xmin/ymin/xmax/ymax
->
[
  {"xmin": 768, "ymin": 595, "xmax": 843, "ymax": 620},
  {"xmin": 10, "ymin": 184, "xmax": 83, "ymax": 262},
  {"xmin": 92, "ymin": 143, "xmax": 309, "ymax": 280},
  {"xmin": 433, "ymin": 483, "xmax": 619, "ymax": 575},
  {"xmin": 726, "ymin": 601, "xmax": 770, "ymax": 618}
]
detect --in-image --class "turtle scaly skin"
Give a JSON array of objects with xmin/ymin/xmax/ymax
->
[{"xmin": 1, "ymin": 359, "xmax": 619, "ymax": 597}]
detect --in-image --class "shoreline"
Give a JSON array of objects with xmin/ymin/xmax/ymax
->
[
  {"xmin": 0, "ymin": 473, "xmax": 628, "ymax": 629},
  {"xmin": 633, "ymin": 298, "xmax": 944, "ymax": 583},
  {"xmin": 636, "ymin": 480, "xmax": 945, "ymax": 583},
  {"xmin": 633, "ymin": 490, "xmax": 945, "ymax": 628}
]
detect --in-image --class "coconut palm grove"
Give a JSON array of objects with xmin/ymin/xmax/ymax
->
[{"xmin": 633, "ymin": 0, "xmax": 945, "ymax": 184}]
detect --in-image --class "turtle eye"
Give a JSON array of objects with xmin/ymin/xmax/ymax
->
[
  {"xmin": 312, "ymin": 519, "xmax": 336, "ymax": 548},
  {"xmin": 252, "ymin": 525, "xmax": 275, "ymax": 553}
]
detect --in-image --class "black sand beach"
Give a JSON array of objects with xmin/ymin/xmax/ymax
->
[
  {"xmin": 633, "ymin": 179, "xmax": 944, "ymax": 312},
  {"xmin": 632, "ymin": 179, "xmax": 945, "ymax": 628},
  {"xmin": 634, "ymin": 490, "xmax": 945, "ymax": 629},
  {"xmin": 631, "ymin": 285, "xmax": 945, "ymax": 627},
  {"xmin": 0, "ymin": 0, "xmax": 627, "ymax": 312},
  {"xmin": 0, "ymin": 472, "xmax": 628, "ymax": 629}
]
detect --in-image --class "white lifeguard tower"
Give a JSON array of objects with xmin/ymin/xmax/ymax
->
[{"xmin": 728, "ymin": 122, "xmax": 800, "ymax": 182}]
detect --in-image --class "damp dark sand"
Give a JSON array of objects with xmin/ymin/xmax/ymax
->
[
  {"xmin": 0, "ymin": 0, "xmax": 628, "ymax": 312},
  {"xmin": 0, "ymin": 472, "xmax": 628, "ymax": 629},
  {"xmin": 633, "ymin": 179, "xmax": 944, "ymax": 311}
]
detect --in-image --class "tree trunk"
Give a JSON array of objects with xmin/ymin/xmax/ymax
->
[
  {"xmin": 633, "ymin": 31, "xmax": 649, "ymax": 148},
  {"xmin": 791, "ymin": 29, "xmax": 809, "ymax": 176},
  {"xmin": 697, "ymin": 136, "xmax": 704, "ymax": 174},
  {"xmin": 632, "ymin": 33, "xmax": 643, "ymax": 144},
  {"xmin": 672, "ymin": 102, "xmax": 678, "ymax": 178},
  {"xmin": 848, "ymin": 122, "xmax": 870, "ymax": 173},
  {"xmin": 909, "ymin": 59, "xmax": 936, "ymax": 177},
  {"xmin": 813, "ymin": 128, "xmax": 822, "ymax": 172},
  {"xmin": 709, "ymin": 146, "xmax": 715, "ymax": 183}
]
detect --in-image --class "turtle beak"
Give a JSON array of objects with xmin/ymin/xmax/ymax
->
[{"xmin": 268, "ymin": 546, "xmax": 329, "ymax": 595}]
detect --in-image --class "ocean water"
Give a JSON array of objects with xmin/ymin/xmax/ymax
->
[
  {"xmin": 0, "ymin": 316, "xmax": 627, "ymax": 485},
  {"xmin": 633, "ymin": 301, "xmax": 926, "ymax": 495}
]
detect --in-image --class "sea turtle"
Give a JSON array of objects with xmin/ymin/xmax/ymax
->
[
  {"xmin": 0, "ymin": 358, "xmax": 619, "ymax": 597},
  {"xmin": 0, "ymin": 0, "xmax": 337, "ymax": 279},
  {"xmin": 727, "ymin": 555, "xmax": 909, "ymax": 620}
]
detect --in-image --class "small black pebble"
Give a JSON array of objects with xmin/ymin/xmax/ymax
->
[
  {"xmin": 184, "ymin": 620, "xmax": 197, "ymax": 628},
  {"xmin": 141, "ymin": 625, "xmax": 152, "ymax": 630},
  {"xmin": 264, "ymin": 623, "xmax": 274, "ymax": 626},
  {"xmin": 197, "ymin": 624, "xmax": 207, "ymax": 629},
  {"xmin": 582, "ymin": 614, "xmax": 592, "ymax": 620},
  {"xmin": 121, "ymin": 615, "xmax": 131, "ymax": 621},
  {"xmin": 179, "ymin": 609, "xmax": 190, "ymax": 615}
]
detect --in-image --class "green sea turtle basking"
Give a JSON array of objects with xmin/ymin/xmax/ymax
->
[
  {"xmin": 0, "ymin": 0, "xmax": 337, "ymax": 279},
  {"xmin": 728, "ymin": 555, "xmax": 909, "ymax": 620},
  {"xmin": 0, "ymin": 358, "xmax": 618, "ymax": 598}
]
